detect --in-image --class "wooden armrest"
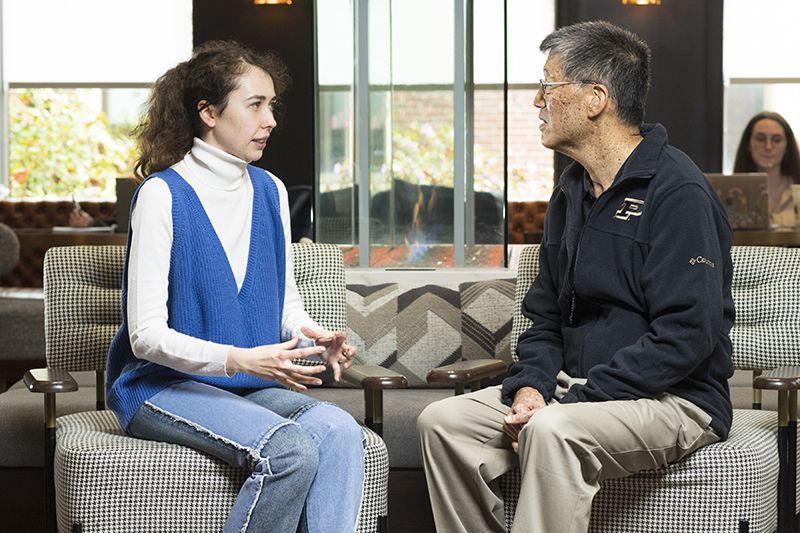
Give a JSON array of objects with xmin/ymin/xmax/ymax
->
[
  {"xmin": 342, "ymin": 365, "xmax": 408, "ymax": 390},
  {"xmin": 427, "ymin": 359, "xmax": 508, "ymax": 384},
  {"xmin": 23, "ymin": 368, "xmax": 79, "ymax": 394},
  {"xmin": 754, "ymin": 366, "xmax": 800, "ymax": 391}
]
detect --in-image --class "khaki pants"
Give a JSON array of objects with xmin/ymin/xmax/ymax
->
[{"xmin": 416, "ymin": 373, "xmax": 719, "ymax": 533}]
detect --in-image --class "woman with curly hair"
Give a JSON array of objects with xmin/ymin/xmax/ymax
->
[
  {"xmin": 734, "ymin": 110, "xmax": 800, "ymax": 228},
  {"xmin": 106, "ymin": 40, "xmax": 364, "ymax": 532}
]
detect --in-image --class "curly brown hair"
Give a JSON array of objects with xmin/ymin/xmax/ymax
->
[{"xmin": 132, "ymin": 40, "xmax": 292, "ymax": 180}]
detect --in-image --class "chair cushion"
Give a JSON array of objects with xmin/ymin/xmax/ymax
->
[
  {"xmin": 500, "ymin": 409, "xmax": 797, "ymax": 533},
  {"xmin": 728, "ymin": 246, "xmax": 800, "ymax": 369},
  {"xmin": 0, "ymin": 296, "xmax": 44, "ymax": 361},
  {"xmin": 55, "ymin": 409, "xmax": 387, "ymax": 533}
]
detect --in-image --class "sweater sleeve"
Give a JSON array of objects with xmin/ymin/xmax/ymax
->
[{"xmin": 127, "ymin": 178, "xmax": 232, "ymax": 377}]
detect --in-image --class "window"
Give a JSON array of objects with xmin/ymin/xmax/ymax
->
[
  {"xmin": 316, "ymin": 0, "xmax": 554, "ymax": 268},
  {"xmin": 2, "ymin": 0, "xmax": 193, "ymax": 199},
  {"xmin": 8, "ymin": 87, "xmax": 145, "ymax": 199},
  {"xmin": 723, "ymin": 0, "xmax": 800, "ymax": 173}
]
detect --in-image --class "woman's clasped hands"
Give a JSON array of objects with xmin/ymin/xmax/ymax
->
[{"xmin": 226, "ymin": 326, "xmax": 357, "ymax": 390}]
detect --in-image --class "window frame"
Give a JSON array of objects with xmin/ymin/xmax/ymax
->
[{"xmin": 321, "ymin": 0, "xmax": 552, "ymax": 268}]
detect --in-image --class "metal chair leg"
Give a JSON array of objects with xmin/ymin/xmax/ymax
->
[
  {"xmin": 777, "ymin": 391, "xmax": 797, "ymax": 533},
  {"xmin": 364, "ymin": 388, "xmax": 384, "ymax": 438},
  {"xmin": 45, "ymin": 392, "xmax": 57, "ymax": 533},
  {"xmin": 789, "ymin": 391, "xmax": 797, "ymax": 533}
]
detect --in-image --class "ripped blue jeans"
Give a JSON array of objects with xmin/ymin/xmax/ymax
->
[{"xmin": 127, "ymin": 381, "xmax": 365, "ymax": 533}]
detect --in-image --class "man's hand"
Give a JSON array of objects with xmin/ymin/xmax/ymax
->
[{"xmin": 503, "ymin": 387, "xmax": 547, "ymax": 453}]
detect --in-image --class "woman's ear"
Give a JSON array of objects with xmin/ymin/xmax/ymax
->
[
  {"xmin": 198, "ymin": 100, "xmax": 216, "ymax": 129},
  {"xmin": 587, "ymin": 84, "xmax": 609, "ymax": 119}
]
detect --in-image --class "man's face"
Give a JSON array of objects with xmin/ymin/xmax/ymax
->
[{"xmin": 533, "ymin": 54, "xmax": 589, "ymax": 154}]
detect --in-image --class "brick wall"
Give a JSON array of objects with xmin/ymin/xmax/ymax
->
[{"xmin": 391, "ymin": 89, "xmax": 554, "ymax": 200}]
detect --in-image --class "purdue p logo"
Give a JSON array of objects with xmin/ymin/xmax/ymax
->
[{"xmin": 613, "ymin": 198, "xmax": 644, "ymax": 221}]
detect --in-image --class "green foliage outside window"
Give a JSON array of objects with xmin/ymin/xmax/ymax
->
[
  {"xmin": 9, "ymin": 89, "xmax": 137, "ymax": 199},
  {"xmin": 391, "ymin": 122, "xmax": 553, "ymax": 201}
]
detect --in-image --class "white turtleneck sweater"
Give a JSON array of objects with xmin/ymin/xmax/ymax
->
[{"xmin": 126, "ymin": 138, "xmax": 318, "ymax": 377}]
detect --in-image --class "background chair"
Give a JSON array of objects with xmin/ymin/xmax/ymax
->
[
  {"xmin": 26, "ymin": 243, "xmax": 390, "ymax": 533},
  {"xmin": 499, "ymin": 245, "xmax": 800, "ymax": 533}
]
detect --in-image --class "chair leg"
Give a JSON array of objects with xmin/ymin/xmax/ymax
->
[
  {"xmin": 0, "ymin": 360, "xmax": 7, "ymax": 393},
  {"xmin": 777, "ymin": 391, "xmax": 797, "ymax": 533},
  {"xmin": 44, "ymin": 392, "xmax": 57, "ymax": 533},
  {"xmin": 364, "ymin": 389, "xmax": 384, "ymax": 438},
  {"xmin": 753, "ymin": 369, "xmax": 762, "ymax": 410},
  {"xmin": 95, "ymin": 369, "xmax": 105, "ymax": 411},
  {"xmin": 789, "ymin": 391, "xmax": 797, "ymax": 533}
]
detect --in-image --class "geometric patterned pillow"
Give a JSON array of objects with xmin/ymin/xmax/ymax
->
[
  {"xmin": 459, "ymin": 278, "xmax": 516, "ymax": 370},
  {"xmin": 346, "ymin": 278, "xmax": 515, "ymax": 387}
]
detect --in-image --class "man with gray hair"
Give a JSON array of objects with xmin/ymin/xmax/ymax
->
[{"xmin": 417, "ymin": 21, "xmax": 734, "ymax": 533}]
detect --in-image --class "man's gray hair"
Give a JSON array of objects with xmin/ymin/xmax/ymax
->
[{"xmin": 540, "ymin": 21, "xmax": 651, "ymax": 127}]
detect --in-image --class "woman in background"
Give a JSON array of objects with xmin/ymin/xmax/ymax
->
[
  {"xmin": 106, "ymin": 40, "xmax": 364, "ymax": 532},
  {"xmin": 734, "ymin": 111, "xmax": 800, "ymax": 227}
]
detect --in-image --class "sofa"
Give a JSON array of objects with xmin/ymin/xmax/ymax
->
[{"xmin": 0, "ymin": 199, "xmax": 117, "ymax": 287}]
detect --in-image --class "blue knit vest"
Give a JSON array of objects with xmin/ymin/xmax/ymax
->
[{"xmin": 106, "ymin": 166, "xmax": 285, "ymax": 431}]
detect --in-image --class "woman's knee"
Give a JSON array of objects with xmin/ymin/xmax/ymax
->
[
  {"xmin": 258, "ymin": 422, "xmax": 319, "ymax": 482},
  {"xmin": 298, "ymin": 402, "xmax": 364, "ymax": 447}
]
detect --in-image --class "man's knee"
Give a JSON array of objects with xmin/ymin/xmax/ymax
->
[
  {"xmin": 417, "ymin": 396, "xmax": 463, "ymax": 438},
  {"xmin": 518, "ymin": 403, "xmax": 579, "ymax": 446}
]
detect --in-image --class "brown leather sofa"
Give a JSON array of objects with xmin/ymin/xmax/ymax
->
[
  {"xmin": 507, "ymin": 200, "xmax": 548, "ymax": 244},
  {"xmin": 0, "ymin": 200, "xmax": 117, "ymax": 287}
]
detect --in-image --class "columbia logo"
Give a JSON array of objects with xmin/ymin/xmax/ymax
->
[{"xmin": 689, "ymin": 256, "xmax": 715, "ymax": 268}]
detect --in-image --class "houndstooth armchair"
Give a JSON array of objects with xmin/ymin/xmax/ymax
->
[
  {"xmin": 500, "ymin": 245, "xmax": 800, "ymax": 533},
  {"xmin": 25, "ymin": 243, "xmax": 389, "ymax": 533}
]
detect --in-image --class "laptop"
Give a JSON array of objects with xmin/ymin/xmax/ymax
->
[{"xmin": 705, "ymin": 173, "xmax": 770, "ymax": 230}]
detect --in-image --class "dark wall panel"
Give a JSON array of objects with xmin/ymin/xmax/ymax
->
[
  {"xmin": 193, "ymin": 0, "xmax": 316, "ymax": 189},
  {"xmin": 556, "ymin": 0, "xmax": 723, "ymax": 173}
]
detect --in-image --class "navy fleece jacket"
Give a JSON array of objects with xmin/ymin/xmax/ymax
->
[{"xmin": 502, "ymin": 123, "xmax": 735, "ymax": 439}]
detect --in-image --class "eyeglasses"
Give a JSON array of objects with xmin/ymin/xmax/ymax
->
[
  {"xmin": 538, "ymin": 79, "xmax": 599, "ymax": 95},
  {"xmin": 751, "ymin": 134, "xmax": 786, "ymax": 148}
]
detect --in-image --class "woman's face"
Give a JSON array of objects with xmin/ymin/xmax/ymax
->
[
  {"xmin": 199, "ymin": 67, "xmax": 277, "ymax": 163},
  {"xmin": 749, "ymin": 118, "xmax": 788, "ymax": 172}
]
